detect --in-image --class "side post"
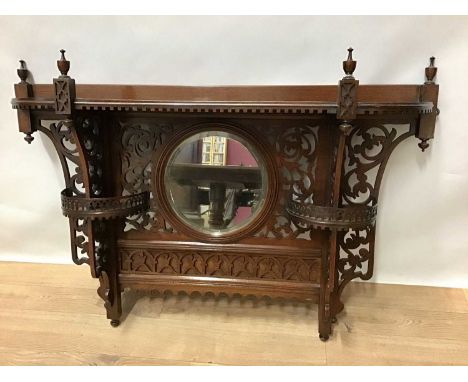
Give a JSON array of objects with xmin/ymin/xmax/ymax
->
[
  {"xmin": 51, "ymin": 50, "xmax": 122, "ymax": 326},
  {"xmin": 319, "ymin": 48, "xmax": 359, "ymax": 341}
]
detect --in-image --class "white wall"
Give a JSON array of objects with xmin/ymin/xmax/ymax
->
[{"xmin": 0, "ymin": 16, "xmax": 467, "ymax": 287}]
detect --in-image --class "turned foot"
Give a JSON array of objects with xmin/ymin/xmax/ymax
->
[
  {"xmin": 319, "ymin": 334, "xmax": 329, "ymax": 342},
  {"xmin": 110, "ymin": 319, "xmax": 120, "ymax": 327},
  {"xmin": 331, "ymin": 317, "xmax": 337, "ymax": 324}
]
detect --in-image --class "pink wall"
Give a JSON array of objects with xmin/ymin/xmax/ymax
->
[
  {"xmin": 225, "ymin": 139, "xmax": 258, "ymax": 224},
  {"xmin": 226, "ymin": 140, "xmax": 257, "ymax": 166}
]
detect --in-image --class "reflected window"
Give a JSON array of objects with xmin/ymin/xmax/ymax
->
[{"xmin": 202, "ymin": 136, "xmax": 226, "ymax": 165}]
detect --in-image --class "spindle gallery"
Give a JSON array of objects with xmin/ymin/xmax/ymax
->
[{"xmin": 11, "ymin": 48, "xmax": 439, "ymax": 341}]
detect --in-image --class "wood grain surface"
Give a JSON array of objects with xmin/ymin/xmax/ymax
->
[{"xmin": 0, "ymin": 262, "xmax": 466, "ymax": 366}]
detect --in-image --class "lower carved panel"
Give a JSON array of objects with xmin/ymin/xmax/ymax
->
[{"xmin": 119, "ymin": 247, "xmax": 321, "ymax": 284}]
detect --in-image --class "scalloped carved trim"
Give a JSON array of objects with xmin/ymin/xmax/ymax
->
[{"xmin": 119, "ymin": 273, "xmax": 320, "ymax": 301}]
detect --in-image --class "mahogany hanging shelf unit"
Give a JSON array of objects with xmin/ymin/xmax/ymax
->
[{"xmin": 12, "ymin": 48, "xmax": 439, "ymax": 341}]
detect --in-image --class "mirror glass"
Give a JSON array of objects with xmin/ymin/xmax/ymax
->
[{"xmin": 164, "ymin": 131, "xmax": 267, "ymax": 236}]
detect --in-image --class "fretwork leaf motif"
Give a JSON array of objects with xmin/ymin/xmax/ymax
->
[
  {"xmin": 120, "ymin": 121, "xmax": 173, "ymax": 232},
  {"xmin": 255, "ymin": 125, "xmax": 319, "ymax": 240}
]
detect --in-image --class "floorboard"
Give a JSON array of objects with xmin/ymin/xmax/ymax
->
[{"xmin": 0, "ymin": 261, "xmax": 466, "ymax": 366}]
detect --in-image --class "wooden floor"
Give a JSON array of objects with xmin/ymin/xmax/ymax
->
[{"xmin": 0, "ymin": 262, "xmax": 467, "ymax": 365}]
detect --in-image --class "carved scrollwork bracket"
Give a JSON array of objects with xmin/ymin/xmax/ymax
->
[
  {"xmin": 331, "ymin": 121, "xmax": 415, "ymax": 319},
  {"xmin": 35, "ymin": 118, "xmax": 104, "ymax": 277}
]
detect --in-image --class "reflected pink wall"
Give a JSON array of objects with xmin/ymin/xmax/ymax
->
[
  {"xmin": 226, "ymin": 140, "xmax": 257, "ymax": 166},
  {"xmin": 226, "ymin": 139, "xmax": 257, "ymax": 224}
]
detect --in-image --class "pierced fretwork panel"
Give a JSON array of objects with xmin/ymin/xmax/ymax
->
[
  {"xmin": 337, "ymin": 121, "xmax": 415, "ymax": 292},
  {"xmin": 342, "ymin": 122, "xmax": 414, "ymax": 206},
  {"xmin": 120, "ymin": 120, "xmax": 174, "ymax": 232},
  {"xmin": 37, "ymin": 119, "xmax": 85, "ymax": 196},
  {"xmin": 255, "ymin": 125, "xmax": 320, "ymax": 240},
  {"xmin": 120, "ymin": 121, "xmax": 321, "ymax": 240}
]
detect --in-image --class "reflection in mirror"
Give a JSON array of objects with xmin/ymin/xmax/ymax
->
[{"xmin": 164, "ymin": 131, "xmax": 267, "ymax": 236}]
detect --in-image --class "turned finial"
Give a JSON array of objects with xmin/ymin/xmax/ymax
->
[
  {"xmin": 343, "ymin": 47, "xmax": 356, "ymax": 78},
  {"xmin": 425, "ymin": 56, "xmax": 437, "ymax": 84},
  {"xmin": 418, "ymin": 139, "xmax": 430, "ymax": 152},
  {"xmin": 17, "ymin": 60, "xmax": 29, "ymax": 83},
  {"xmin": 24, "ymin": 133, "xmax": 34, "ymax": 144},
  {"xmin": 57, "ymin": 49, "xmax": 70, "ymax": 76}
]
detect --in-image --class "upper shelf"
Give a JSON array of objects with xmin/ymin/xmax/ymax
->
[
  {"xmin": 11, "ymin": 48, "xmax": 438, "ymax": 117},
  {"xmin": 11, "ymin": 84, "xmax": 435, "ymax": 115}
]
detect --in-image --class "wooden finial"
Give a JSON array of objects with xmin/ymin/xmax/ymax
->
[
  {"xmin": 425, "ymin": 56, "xmax": 437, "ymax": 84},
  {"xmin": 57, "ymin": 49, "xmax": 70, "ymax": 76},
  {"xmin": 343, "ymin": 47, "xmax": 357, "ymax": 78},
  {"xmin": 17, "ymin": 60, "xmax": 29, "ymax": 83},
  {"xmin": 24, "ymin": 132, "xmax": 34, "ymax": 144},
  {"xmin": 418, "ymin": 139, "xmax": 430, "ymax": 152}
]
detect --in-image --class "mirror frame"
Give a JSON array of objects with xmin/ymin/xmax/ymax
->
[{"xmin": 153, "ymin": 122, "xmax": 279, "ymax": 243}]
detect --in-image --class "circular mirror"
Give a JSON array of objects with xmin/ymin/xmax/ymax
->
[{"xmin": 164, "ymin": 130, "xmax": 268, "ymax": 236}]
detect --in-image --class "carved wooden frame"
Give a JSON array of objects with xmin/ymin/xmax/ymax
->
[
  {"xmin": 11, "ymin": 48, "xmax": 439, "ymax": 341},
  {"xmin": 153, "ymin": 121, "xmax": 280, "ymax": 243}
]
